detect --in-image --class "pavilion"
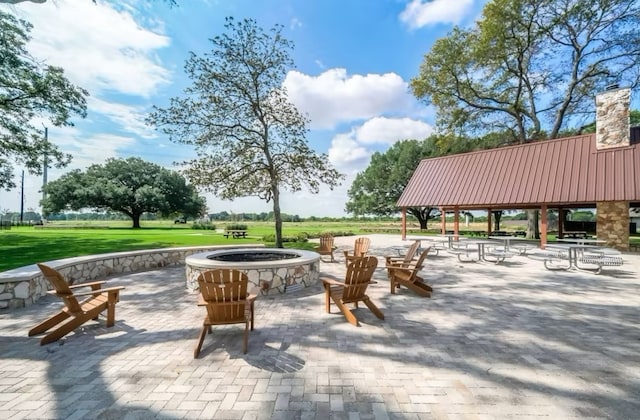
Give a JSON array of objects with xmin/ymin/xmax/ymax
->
[{"xmin": 397, "ymin": 87, "xmax": 639, "ymax": 250}]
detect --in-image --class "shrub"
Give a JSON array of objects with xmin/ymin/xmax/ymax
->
[
  {"xmin": 191, "ymin": 222, "xmax": 216, "ymax": 230},
  {"xmin": 226, "ymin": 223, "xmax": 248, "ymax": 231}
]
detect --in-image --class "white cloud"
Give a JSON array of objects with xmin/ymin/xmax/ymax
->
[
  {"xmin": 88, "ymin": 97, "xmax": 155, "ymax": 139},
  {"xmin": 284, "ymin": 69, "xmax": 415, "ymax": 129},
  {"xmin": 400, "ymin": 0, "xmax": 475, "ymax": 29},
  {"xmin": 355, "ymin": 117, "xmax": 433, "ymax": 144},
  {"xmin": 5, "ymin": 0, "xmax": 171, "ymax": 97},
  {"xmin": 290, "ymin": 17, "xmax": 302, "ymax": 30},
  {"xmin": 328, "ymin": 133, "xmax": 372, "ymax": 169}
]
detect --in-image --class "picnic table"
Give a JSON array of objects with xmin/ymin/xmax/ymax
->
[
  {"xmin": 223, "ymin": 230, "xmax": 247, "ymax": 239},
  {"xmin": 543, "ymin": 244, "xmax": 623, "ymax": 274}
]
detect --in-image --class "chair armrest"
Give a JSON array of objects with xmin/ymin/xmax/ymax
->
[
  {"xmin": 320, "ymin": 277, "xmax": 344, "ymax": 287},
  {"xmin": 50, "ymin": 286, "xmax": 124, "ymax": 297},
  {"xmin": 68, "ymin": 281, "xmax": 107, "ymax": 290}
]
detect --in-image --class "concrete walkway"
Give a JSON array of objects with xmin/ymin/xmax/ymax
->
[{"xmin": 1, "ymin": 234, "xmax": 640, "ymax": 419}]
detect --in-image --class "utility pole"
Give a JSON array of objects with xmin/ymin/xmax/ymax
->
[
  {"xmin": 42, "ymin": 126, "xmax": 48, "ymax": 222},
  {"xmin": 20, "ymin": 170, "xmax": 24, "ymax": 223}
]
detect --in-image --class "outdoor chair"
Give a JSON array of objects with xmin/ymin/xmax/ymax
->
[
  {"xmin": 29, "ymin": 264, "xmax": 125, "ymax": 345},
  {"xmin": 314, "ymin": 233, "xmax": 337, "ymax": 262},
  {"xmin": 194, "ymin": 269, "xmax": 256, "ymax": 357},
  {"xmin": 321, "ymin": 256, "xmax": 383, "ymax": 326},
  {"xmin": 385, "ymin": 240, "xmax": 421, "ymax": 267},
  {"xmin": 343, "ymin": 237, "xmax": 371, "ymax": 267},
  {"xmin": 386, "ymin": 248, "xmax": 433, "ymax": 297}
]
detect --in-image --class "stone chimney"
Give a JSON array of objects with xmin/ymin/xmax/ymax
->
[{"xmin": 595, "ymin": 86, "xmax": 631, "ymax": 150}]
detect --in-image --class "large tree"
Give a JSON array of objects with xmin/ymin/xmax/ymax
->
[
  {"xmin": 346, "ymin": 139, "xmax": 440, "ymax": 229},
  {"xmin": 41, "ymin": 157, "xmax": 206, "ymax": 228},
  {"xmin": 0, "ymin": 11, "xmax": 88, "ymax": 190},
  {"xmin": 347, "ymin": 135, "xmax": 505, "ymax": 228},
  {"xmin": 411, "ymin": 0, "xmax": 640, "ymax": 238},
  {"xmin": 412, "ymin": 0, "xmax": 640, "ymax": 144},
  {"xmin": 147, "ymin": 17, "xmax": 343, "ymax": 247}
]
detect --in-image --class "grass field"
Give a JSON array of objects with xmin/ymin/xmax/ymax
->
[
  {"xmin": 0, "ymin": 220, "xmax": 376, "ymax": 272},
  {"xmin": 2, "ymin": 219, "xmax": 637, "ymax": 272}
]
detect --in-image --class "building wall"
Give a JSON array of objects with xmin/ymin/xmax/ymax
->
[{"xmin": 597, "ymin": 201, "xmax": 629, "ymax": 251}]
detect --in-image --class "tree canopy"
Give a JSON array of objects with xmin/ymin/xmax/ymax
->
[
  {"xmin": 0, "ymin": 11, "xmax": 88, "ymax": 190},
  {"xmin": 411, "ymin": 0, "xmax": 640, "ymax": 144},
  {"xmin": 346, "ymin": 134, "xmax": 504, "ymax": 228},
  {"xmin": 41, "ymin": 157, "xmax": 206, "ymax": 228},
  {"xmin": 147, "ymin": 17, "xmax": 343, "ymax": 247}
]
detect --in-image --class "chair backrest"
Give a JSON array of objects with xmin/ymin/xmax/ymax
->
[
  {"xmin": 353, "ymin": 237, "xmax": 371, "ymax": 257},
  {"xmin": 412, "ymin": 247, "xmax": 431, "ymax": 271},
  {"xmin": 342, "ymin": 256, "xmax": 378, "ymax": 300},
  {"xmin": 197, "ymin": 269, "xmax": 249, "ymax": 323},
  {"xmin": 318, "ymin": 234, "xmax": 334, "ymax": 251},
  {"xmin": 37, "ymin": 263, "xmax": 82, "ymax": 313},
  {"xmin": 401, "ymin": 240, "xmax": 421, "ymax": 265}
]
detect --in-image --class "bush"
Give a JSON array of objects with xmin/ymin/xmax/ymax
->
[
  {"xmin": 191, "ymin": 222, "xmax": 216, "ymax": 230},
  {"xmin": 261, "ymin": 233, "xmax": 308, "ymax": 243},
  {"xmin": 226, "ymin": 223, "xmax": 248, "ymax": 231}
]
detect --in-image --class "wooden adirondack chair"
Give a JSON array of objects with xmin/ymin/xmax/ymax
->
[
  {"xmin": 385, "ymin": 240, "xmax": 421, "ymax": 267},
  {"xmin": 29, "ymin": 264, "xmax": 125, "ymax": 345},
  {"xmin": 313, "ymin": 233, "xmax": 337, "ymax": 262},
  {"xmin": 321, "ymin": 256, "xmax": 383, "ymax": 326},
  {"xmin": 386, "ymin": 247, "xmax": 433, "ymax": 297},
  {"xmin": 343, "ymin": 237, "xmax": 371, "ymax": 267},
  {"xmin": 194, "ymin": 269, "xmax": 256, "ymax": 357}
]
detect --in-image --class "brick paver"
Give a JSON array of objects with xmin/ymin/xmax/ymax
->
[{"xmin": 1, "ymin": 235, "xmax": 640, "ymax": 419}]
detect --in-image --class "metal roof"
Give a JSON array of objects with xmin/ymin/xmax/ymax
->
[{"xmin": 397, "ymin": 130, "xmax": 640, "ymax": 210}]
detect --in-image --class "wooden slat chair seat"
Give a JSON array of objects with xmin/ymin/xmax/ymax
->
[
  {"xmin": 195, "ymin": 269, "xmax": 256, "ymax": 358},
  {"xmin": 321, "ymin": 256, "xmax": 383, "ymax": 326},
  {"xmin": 29, "ymin": 263, "xmax": 124, "ymax": 345},
  {"xmin": 343, "ymin": 237, "xmax": 371, "ymax": 267},
  {"xmin": 386, "ymin": 248, "xmax": 433, "ymax": 297},
  {"xmin": 314, "ymin": 233, "xmax": 337, "ymax": 262}
]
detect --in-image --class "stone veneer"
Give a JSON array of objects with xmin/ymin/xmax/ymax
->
[
  {"xmin": 597, "ymin": 201, "xmax": 629, "ymax": 251},
  {"xmin": 595, "ymin": 87, "xmax": 631, "ymax": 150},
  {"xmin": 185, "ymin": 249, "xmax": 320, "ymax": 296},
  {"xmin": 0, "ymin": 244, "xmax": 264, "ymax": 310}
]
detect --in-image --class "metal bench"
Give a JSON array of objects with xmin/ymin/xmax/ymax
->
[
  {"xmin": 578, "ymin": 255, "xmax": 624, "ymax": 274},
  {"xmin": 447, "ymin": 248, "xmax": 476, "ymax": 262}
]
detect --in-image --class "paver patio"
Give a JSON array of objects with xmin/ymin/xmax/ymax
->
[{"xmin": 1, "ymin": 234, "xmax": 639, "ymax": 419}]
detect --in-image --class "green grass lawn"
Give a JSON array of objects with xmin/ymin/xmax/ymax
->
[
  {"xmin": 4, "ymin": 219, "xmax": 636, "ymax": 272},
  {"xmin": 0, "ymin": 220, "xmax": 372, "ymax": 272}
]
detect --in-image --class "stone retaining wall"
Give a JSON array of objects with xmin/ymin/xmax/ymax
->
[{"xmin": 0, "ymin": 244, "xmax": 263, "ymax": 310}]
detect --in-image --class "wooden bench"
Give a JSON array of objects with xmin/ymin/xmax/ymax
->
[{"xmin": 224, "ymin": 230, "xmax": 247, "ymax": 239}]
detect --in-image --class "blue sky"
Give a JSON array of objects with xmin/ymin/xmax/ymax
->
[{"xmin": 1, "ymin": 0, "xmax": 488, "ymax": 217}]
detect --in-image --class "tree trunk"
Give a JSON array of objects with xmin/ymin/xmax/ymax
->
[
  {"xmin": 492, "ymin": 211, "xmax": 502, "ymax": 231},
  {"xmin": 272, "ymin": 187, "xmax": 283, "ymax": 248},
  {"xmin": 132, "ymin": 213, "xmax": 141, "ymax": 229},
  {"xmin": 526, "ymin": 209, "xmax": 539, "ymax": 239}
]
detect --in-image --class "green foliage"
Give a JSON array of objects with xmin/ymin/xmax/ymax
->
[
  {"xmin": 0, "ymin": 11, "xmax": 88, "ymax": 190},
  {"xmin": 261, "ymin": 233, "xmax": 308, "ymax": 243},
  {"xmin": 570, "ymin": 211, "xmax": 595, "ymax": 222},
  {"xmin": 147, "ymin": 17, "xmax": 343, "ymax": 248},
  {"xmin": 191, "ymin": 222, "xmax": 216, "ymax": 230},
  {"xmin": 411, "ymin": 0, "xmax": 640, "ymax": 143},
  {"xmin": 42, "ymin": 157, "xmax": 206, "ymax": 228},
  {"xmin": 225, "ymin": 223, "xmax": 248, "ymax": 231}
]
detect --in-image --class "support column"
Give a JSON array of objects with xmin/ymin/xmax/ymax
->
[
  {"xmin": 401, "ymin": 208, "xmax": 407, "ymax": 241},
  {"xmin": 487, "ymin": 209, "xmax": 492, "ymax": 237},
  {"xmin": 540, "ymin": 205, "xmax": 548, "ymax": 249},
  {"xmin": 440, "ymin": 207, "xmax": 446, "ymax": 234},
  {"xmin": 558, "ymin": 208, "xmax": 565, "ymax": 239},
  {"xmin": 453, "ymin": 206, "xmax": 460, "ymax": 241},
  {"xmin": 597, "ymin": 201, "xmax": 629, "ymax": 251}
]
